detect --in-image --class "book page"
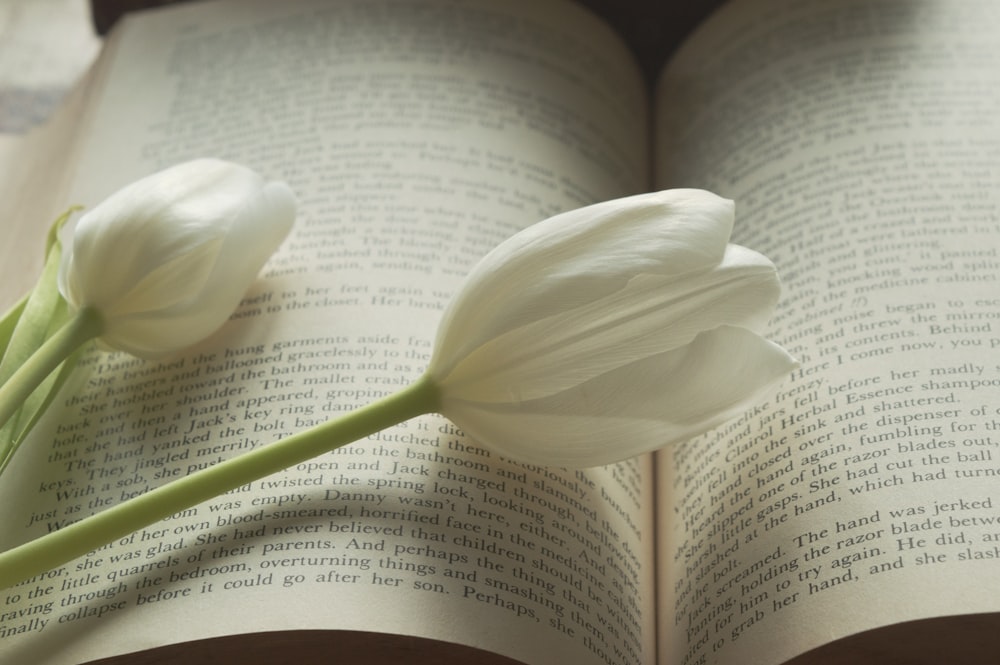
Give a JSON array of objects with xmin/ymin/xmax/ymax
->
[
  {"xmin": 654, "ymin": 1, "xmax": 1000, "ymax": 664},
  {"xmin": 0, "ymin": 1, "xmax": 657, "ymax": 664}
]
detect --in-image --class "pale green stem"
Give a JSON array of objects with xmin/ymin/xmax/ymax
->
[
  {"xmin": 0, "ymin": 307, "xmax": 103, "ymax": 468},
  {"xmin": 0, "ymin": 374, "xmax": 440, "ymax": 589}
]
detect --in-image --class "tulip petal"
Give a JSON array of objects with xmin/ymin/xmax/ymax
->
[
  {"xmin": 439, "ymin": 244, "xmax": 781, "ymax": 402},
  {"xmin": 203, "ymin": 181, "xmax": 298, "ymax": 302},
  {"xmin": 433, "ymin": 189, "xmax": 735, "ymax": 377},
  {"xmin": 103, "ymin": 236, "xmax": 224, "ymax": 317},
  {"xmin": 100, "ymin": 181, "xmax": 296, "ymax": 357},
  {"xmin": 67, "ymin": 160, "xmax": 248, "ymax": 308},
  {"xmin": 441, "ymin": 325, "xmax": 797, "ymax": 467}
]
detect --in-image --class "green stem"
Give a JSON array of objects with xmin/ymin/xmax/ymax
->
[
  {"xmin": 0, "ymin": 307, "xmax": 103, "ymax": 466},
  {"xmin": 0, "ymin": 374, "xmax": 440, "ymax": 589}
]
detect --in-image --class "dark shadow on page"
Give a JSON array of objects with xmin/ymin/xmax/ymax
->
[
  {"xmin": 782, "ymin": 613, "xmax": 1000, "ymax": 665},
  {"xmin": 82, "ymin": 629, "xmax": 530, "ymax": 665}
]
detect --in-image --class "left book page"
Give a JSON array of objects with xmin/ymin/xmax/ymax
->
[{"xmin": 0, "ymin": 1, "xmax": 656, "ymax": 664}]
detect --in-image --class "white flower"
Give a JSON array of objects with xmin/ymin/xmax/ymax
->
[
  {"xmin": 427, "ymin": 189, "xmax": 796, "ymax": 467},
  {"xmin": 58, "ymin": 159, "xmax": 295, "ymax": 358}
]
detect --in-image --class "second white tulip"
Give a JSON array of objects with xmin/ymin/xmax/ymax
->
[{"xmin": 426, "ymin": 189, "xmax": 796, "ymax": 467}]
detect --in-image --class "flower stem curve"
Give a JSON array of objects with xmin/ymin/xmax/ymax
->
[{"xmin": 0, "ymin": 373, "xmax": 440, "ymax": 589}]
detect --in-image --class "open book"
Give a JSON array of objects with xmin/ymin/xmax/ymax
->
[{"xmin": 2, "ymin": 0, "xmax": 999, "ymax": 663}]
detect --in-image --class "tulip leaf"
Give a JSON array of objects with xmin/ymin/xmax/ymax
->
[
  {"xmin": 0, "ymin": 209, "xmax": 80, "ymax": 474},
  {"xmin": 0, "ymin": 294, "xmax": 29, "ymax": 363},
  {"xmin": 1, "ymin": 338, "xmax": 84, "ymax": 474}
]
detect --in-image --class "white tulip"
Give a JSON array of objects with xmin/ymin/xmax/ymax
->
[
  {"xmin": 58, "ymin": 159, "xmax": 295, "ymax": 358},
  {"xmin": 427, "ymin": 189, "xmax": 796, "ymax": 467}
]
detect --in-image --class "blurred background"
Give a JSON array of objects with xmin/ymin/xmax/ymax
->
[
  {"xmin": 0, "ymin": 0, "xmax": 100, "ymax": 135},
  {"xmin": 0, "ymin": 0, "xmax": 724, "ymax": 138}
]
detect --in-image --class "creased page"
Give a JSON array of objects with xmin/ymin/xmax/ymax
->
[
  {"xmin": 655, "ymin": 1, "xmax": 1000, "ymax": 664},
  {"xmin": 0, "ymin": 1, "xmax": 657, "ymax": 664}
]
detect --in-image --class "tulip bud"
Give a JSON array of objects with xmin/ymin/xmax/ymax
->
[
  {"xmin": 58, "ymin": 159, "xmax": 295, "ymax": 358},
  {"xmin": 427, "ymin": 189, "xmax": 796, "ymax": 467}
]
